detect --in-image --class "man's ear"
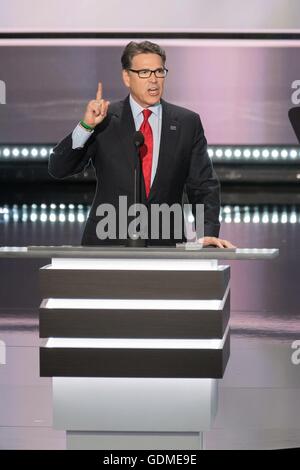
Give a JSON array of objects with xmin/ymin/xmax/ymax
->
[{"xmin": 122, "ymin": 69, "xmax": 130, "ymax": 88}]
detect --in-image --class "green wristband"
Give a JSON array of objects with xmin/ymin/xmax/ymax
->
[{"xmin": 80, "ymin": 120, "xmax": 94, "ymax": 131}]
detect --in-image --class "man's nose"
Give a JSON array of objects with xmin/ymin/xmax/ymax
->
[{"xmin": 149, "ymin": 73, "xmax": 158, "ymax": 82}]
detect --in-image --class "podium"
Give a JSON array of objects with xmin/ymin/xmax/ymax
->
[{"xmin": 0, "ymin": 246, "xmax": 278, "ymax": 449}]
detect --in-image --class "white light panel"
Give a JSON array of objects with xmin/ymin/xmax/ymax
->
[
  {"xmin": 49, "ymin": 258, "xmax": 222, "ymax": 271},
  {"xmin": 46, "ymin": 326, "xmax": 229, "ymax": 350}
]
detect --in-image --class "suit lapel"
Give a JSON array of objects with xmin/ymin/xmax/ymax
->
[
  {"xmin": 113, "ymin": 95, "xmax": 137, "ymax": 173},
  {"xmin": 148, "ymin": 99, "xmax": 180, "ymax": 201}
]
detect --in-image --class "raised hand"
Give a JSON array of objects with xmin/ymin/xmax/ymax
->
[{"xmin": 82, "ymin": 82, "xmax": 110, "ymax": 129}]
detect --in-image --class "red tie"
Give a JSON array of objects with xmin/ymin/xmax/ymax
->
[{"xmin": 139, "ymin": 109, "xmax": 153, "ymax": 198}]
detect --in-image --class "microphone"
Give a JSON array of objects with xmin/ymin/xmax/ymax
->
[
  {"xmin": 133, "ymin": 131, "xmax": 144, "ymax": 149},
  {"xmin": 132, "ymin": 131, "xmax": 145, "ymax": 207},
  {"xmin": 133, "ymin": 131, "xmax": 144, "ymax": 171},
  {"xmin": 125, "ymin": 131, "xmax": 147, "ymax": 248}
]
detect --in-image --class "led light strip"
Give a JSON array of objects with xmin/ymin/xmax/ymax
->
[
  {"xmin": 220, "ymin": 205, "xmax": 299, "ymax": 224},
  {"xmin": 207, "ymin": 146, "xmax": 300, "ymax": 162},
  {"xmin": 0, "ymin": 145, "xmax": 300, "ymax": 162},
  {"xmin": 0, "ymin": 145, "xmax": 53, "ymax": 160},
  {"xmin": 0, "ymin": 203, "xmax": 89, "ymax": 223},
  {"xmin": 0, "ymin": 204, "xmax": 299, "ymax": 224}
]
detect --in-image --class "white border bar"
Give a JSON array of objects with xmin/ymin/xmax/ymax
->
[{"xmin": 1, "ymin": 38, "xmax": 300, "ymax": 47}]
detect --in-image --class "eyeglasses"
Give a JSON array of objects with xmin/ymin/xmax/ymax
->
[{"xmin": 128, "ymin": 68, "xmax": 168, "ymax": 79}]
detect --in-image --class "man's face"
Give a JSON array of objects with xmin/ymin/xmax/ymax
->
[{"xmin": 122, "ymin": 53, "xmax": 166, "ymax": 108}]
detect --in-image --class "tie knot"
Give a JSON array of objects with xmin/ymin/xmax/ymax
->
[{"xmin": 142, "ymin": 109, "xmax": 152, "ymax": 121}]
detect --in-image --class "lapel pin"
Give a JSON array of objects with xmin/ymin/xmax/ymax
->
[{"xmin": 170, "ymin": 125, "xmax": 177, "ymax": 131}]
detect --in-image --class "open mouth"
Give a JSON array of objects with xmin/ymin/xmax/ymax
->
[{"xmin": 148, "ymin": 88, "xmax": 159, "ymax": 96}]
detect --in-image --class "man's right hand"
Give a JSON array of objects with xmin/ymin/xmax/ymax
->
[{"xmin": 82, "ymin": 82, "xmax": 110, "ymax": 129}]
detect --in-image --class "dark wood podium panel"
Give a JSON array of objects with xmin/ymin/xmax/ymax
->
[
  {"xmin": 39, "ymin": 266, "xmax": 230, "ymax": 300},
  {"xmin": 39, "ymin": 292, "xmax": 230, "ymax": 339},
  {"xmin": 40, "ymin": 333, "xmax": 230, "ymax": 379}
]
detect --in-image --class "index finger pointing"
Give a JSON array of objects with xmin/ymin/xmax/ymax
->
[{"xmin": 96, "ymin": 82, "xmax": 102, "ymax": 101}]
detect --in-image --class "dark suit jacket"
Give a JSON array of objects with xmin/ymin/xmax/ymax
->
[{"xmin": 49, "ymin": 95, "xmax": 220, "ymax": 245}]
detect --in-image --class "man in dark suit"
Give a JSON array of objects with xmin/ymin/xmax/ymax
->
[{"xmin": 49, "ymin": 40, "xmax": 235, "ymax": 248}]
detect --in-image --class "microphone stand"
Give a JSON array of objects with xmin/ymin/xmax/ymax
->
[{"xmin": 126, "ymin": 137, "xmax": 147, "ymax": 248}]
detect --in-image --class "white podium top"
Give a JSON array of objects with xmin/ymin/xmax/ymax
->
[{"xmin": 0, "ymin": 246, "xmax": 279, "ymax": 260}]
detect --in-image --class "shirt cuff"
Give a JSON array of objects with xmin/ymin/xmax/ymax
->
[{"xmin": 72, "ymin": 122, "xmax": 94, "ymax": 149}]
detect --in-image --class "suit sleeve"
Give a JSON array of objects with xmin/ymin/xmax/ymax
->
[
  {"xmin": 48, "ymin": 129, "xmax": 97, "ymax": 179},
  {"xmin": 185, "ymin": 114, "xmax": 221, "ymax": 238}
]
